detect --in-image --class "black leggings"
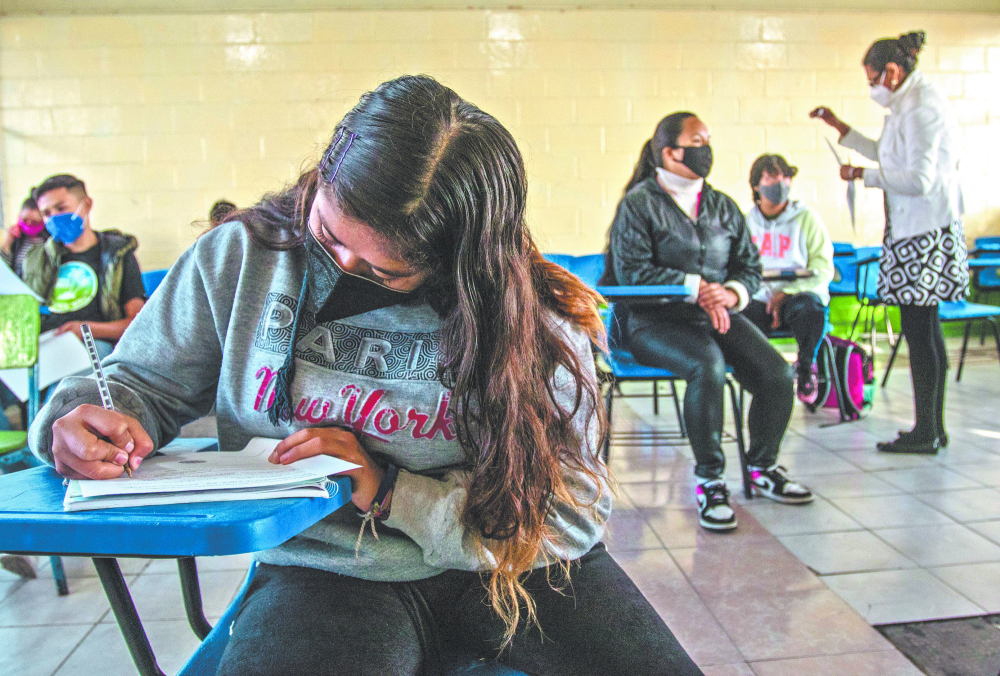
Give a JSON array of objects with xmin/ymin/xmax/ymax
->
[
  {"xmin": 216, "ymin": 543, "xmax": 703, "ymax": 676},
  {"xmin": 743, "ymin": 292, "xmax": 827, "ymax": 374},
  {"xmin": 899, "ymin": 304, "xmax": 948, "ymax": 440},
  {"xmin": 628, "ymin": 304, "xmax": 794, "ymax": 480}
]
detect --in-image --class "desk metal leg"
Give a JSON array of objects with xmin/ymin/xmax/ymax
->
[
  {"xmin": 177, "ymin": 557, "xmax": 213, "ymax": 640},
  {"xmin": 92, "ymin": 557, "xmax": 165, "ymax": 676}
]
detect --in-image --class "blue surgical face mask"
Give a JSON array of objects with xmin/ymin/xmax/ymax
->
[{"xmin": 44, "ymin": 205, "xmax": 85, "ymax": 245}]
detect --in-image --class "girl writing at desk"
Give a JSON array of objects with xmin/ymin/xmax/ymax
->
[{"xmin": 29, "ymin": 76, "xmax": 702, "ymax": 676}]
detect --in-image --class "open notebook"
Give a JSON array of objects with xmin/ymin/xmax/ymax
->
[{"xmin": 64, "ymin": 437, "xmax": 359, "ymax": 511}]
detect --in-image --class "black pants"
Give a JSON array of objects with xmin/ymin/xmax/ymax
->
[
  {"xmin": 628, "ymin": 305, "xmax": 794, "ymax": 480},
  {"xmin": 899, "ymin": 304, "xmax": 948, "ymax": 440},
  {"xmin": 216, "ymin": 543, "xmax": 703, "ymax": 676},
  {"xmin": 742, "ymin": 292, "xmax": 827, "ymax": 375}
]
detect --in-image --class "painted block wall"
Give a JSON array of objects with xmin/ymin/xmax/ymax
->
[{"xmin": 1, "ymin": 10, "xmax": 999, "ymax": 268}]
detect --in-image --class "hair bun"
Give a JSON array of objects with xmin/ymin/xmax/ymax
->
[{"xmin": 899, "ymin": 30, "xmax": 926, "ymax": 58}]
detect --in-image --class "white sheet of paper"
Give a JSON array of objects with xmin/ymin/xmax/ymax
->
[
  {"xmin": 0, "ymin": 260, "xmax": 42, "ymax": 301},
  {"xmin": 847, "ymin": 180, "xmax": 857, "ymax": 231},
  {"xmin": 826, "ymin": 137, "xmax": 857, "ymax": 231},
  {"xmin": 0, "ymin": 330, "xmax": 92, "ymax": 401},
  {"xmin": 76, "ymin": 437, "xmax": 360, "ymax": 497}
]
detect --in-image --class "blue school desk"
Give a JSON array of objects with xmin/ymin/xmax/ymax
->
[
  {"xmin": 968, "ymin": 256, "xmax": 1000, "ymax": 269},
  {"xmin": 0, "ymin": 453, "xmax": 528, "ymax": 676},
  {"xmin": 0, "ymin": 457, "xmax": 353, "ymax": 676},
  {"xmin": 761, "ymin": 267, "xmax": 816, "ymax": 282},
  {"xmin": 596, "ymin": 284, "xmax": 689, "ymax": 304}
]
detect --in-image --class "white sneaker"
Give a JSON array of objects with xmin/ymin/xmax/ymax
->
[{"xmin": 696, "ymin": 480, "xmax": 737, "ymax": 531}]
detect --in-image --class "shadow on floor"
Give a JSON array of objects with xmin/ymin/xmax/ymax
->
[{"xmin": 878, "ymin": 614, "xmax": 1000, "ymax": 676}]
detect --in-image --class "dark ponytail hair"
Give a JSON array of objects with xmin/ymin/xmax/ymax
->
[
  {"xmin": 234, "ymin": 75, "xmax": 607, "ymax": 644},
  {"xmin": 864, "ymin": 31, "xmax": 926, "ymax": 75},
  {"xmin": 623, "ymin": 112, "xmax": 696, "ymax": 194}
]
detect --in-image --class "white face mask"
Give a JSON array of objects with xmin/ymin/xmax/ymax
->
[{"xmin": 869, "ymin": 71, "xmax": 893, "ymax": 108}]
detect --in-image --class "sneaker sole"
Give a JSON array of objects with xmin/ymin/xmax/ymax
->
[
  {"xmin": 699, "ymin": 516, "xmax": 738, "ymax": 531},
  {"xmin": 752, "ymin": 488, "xmax": 815, "ymax": 505}
]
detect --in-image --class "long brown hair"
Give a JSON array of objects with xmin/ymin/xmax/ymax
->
[{"xmin": 231, "ymin": 75, "xmax": 608, "ymax": 641}]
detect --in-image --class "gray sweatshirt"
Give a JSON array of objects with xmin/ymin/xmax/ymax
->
[{"xmin": 29, "ymin": 222, "xmax": 610, "ymax": 582}]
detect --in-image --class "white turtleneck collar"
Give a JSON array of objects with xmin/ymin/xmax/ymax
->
[{"xmin": 655, "ymin": 167, "xmax": 704, "ymax": 220}]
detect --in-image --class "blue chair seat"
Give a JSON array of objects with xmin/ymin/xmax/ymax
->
[{"xmin": 605, "ymin": 348, "xmax": 677, "ymax": 380}]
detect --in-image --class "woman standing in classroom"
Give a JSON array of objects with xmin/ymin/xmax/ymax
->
[{"xmin": 812, "ymin": 31, "xmax": 969, "ymax": 454}]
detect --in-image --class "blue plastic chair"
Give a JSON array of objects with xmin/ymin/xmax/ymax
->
[
  {"xmin": 832, "ymin": 241, "xmax": 855, "ymax": 257},
  {"xmin": 141, "ymin": 269, "xmax": 169, "ymax": 297},
  {"xmin": 543, "ymin": 253, "xmax": 753, "ymax": 499},
  {"xmin": 881, "ymin": 300, "xmax": 1000, "ymax": 385},
  {"xmin": 829, "ymin": 251, "xmax": 858, "ymax": 297},
  {"xmin": 177, "ymin": 561, "xmax": 527, "ymax": 676}
]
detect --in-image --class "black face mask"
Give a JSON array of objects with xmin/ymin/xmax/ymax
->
[
  {"xmin": 678, "ymin": 145, "xmax": 713, "ymax": 179},
  {"xmin": 306, "ymin": 231, "xmax": 414, "ymax": 324}
]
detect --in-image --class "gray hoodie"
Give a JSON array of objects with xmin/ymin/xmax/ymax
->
[{"xmin": 29, "ymin": 222, "xmax": 610, "ymax": 581}]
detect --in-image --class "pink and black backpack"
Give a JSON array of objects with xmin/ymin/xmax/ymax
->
[{"xmin": 807, "ymin": 336, "xmax": 875, "ymax": 422}]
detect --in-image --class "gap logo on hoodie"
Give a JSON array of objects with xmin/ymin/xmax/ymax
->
[{"xmin": 250, "ymin": 292, "xmax": 456, "ymax": 443}]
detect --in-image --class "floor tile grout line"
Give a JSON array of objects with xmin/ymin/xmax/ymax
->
[
  {"xmin": 921, "ymin": 565, "xmax": 995, "ymax": 614},
  {"xmin": 48, "ymin": 620, "xmax": 102, "ymax": 676}
]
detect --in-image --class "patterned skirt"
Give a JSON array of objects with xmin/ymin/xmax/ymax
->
[{"xmin": 878, "ymin": 221, "xmax": 969, "ymax": 306}]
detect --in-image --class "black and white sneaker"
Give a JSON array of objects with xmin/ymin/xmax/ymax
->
[
  {"xmin": 750, "ymin": 465, "xmax": 814, "ymax": 504},
  {"xmin": 696, "ymin": 480, "xmax": 737, "ymax": 531}
]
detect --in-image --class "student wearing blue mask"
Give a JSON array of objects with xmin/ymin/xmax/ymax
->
[{"xmin": 23, "ymin": 174, "xmax": 145, "ymax": 358}]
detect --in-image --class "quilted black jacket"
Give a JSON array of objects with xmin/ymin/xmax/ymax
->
[
  {"xmin": 602, "ymin": 176, "xmax": 762, "ymax": 337},
  {"xmin": 602, "ymin": 176, "xmax": 762, "ymax": 294}
]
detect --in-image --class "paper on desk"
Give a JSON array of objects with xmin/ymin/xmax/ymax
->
[
  {"xmin": 76, "ymin": 437, "xmax": 360, "ymax": 498},
  {"xmin": 825, "ymin": 137, "xmax": 857, "ymax": 232},
  {"xmin": 0, "ymin": 330, "xmax": 92, "ymax": 401},
  {"xmin": 0, "ymin": 260, "xmax": 42, "ymax": 301}
]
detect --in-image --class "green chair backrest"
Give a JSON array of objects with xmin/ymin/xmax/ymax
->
[{"xmin": 0, "ymin": 295, "xmax": 40, "ymax": 370}]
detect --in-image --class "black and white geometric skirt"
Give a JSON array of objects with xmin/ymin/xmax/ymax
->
[{"xmin": 878, "ymin": 221, "xmax": 969, "ymax": 306}]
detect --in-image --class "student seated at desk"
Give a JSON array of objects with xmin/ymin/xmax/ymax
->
[
  {"xmin": 1, "ymin": 196, "xmax": 49, "ymax": 278},
  {"xmin": 602, "ymin": 112, "xmax": 813, "ymax": 532},
  {"xmin": 24, "ymin": 174, "xmax": 146, "ymax": 359},
  {"xmin": 742, "ymin": 154, "xmax": 834, "ymax": 405},
  {"xmin": 29, "ymin": 76, "xmax": 703, "ymax": 676}
]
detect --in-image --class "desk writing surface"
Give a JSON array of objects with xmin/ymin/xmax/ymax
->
[
  {"xmin": 0, "ymin": 466, "xmax": 351, "ymax": 558},
  {"xmin": 597, "ymin": 285, "xmax": 688, "ymax": 304}
]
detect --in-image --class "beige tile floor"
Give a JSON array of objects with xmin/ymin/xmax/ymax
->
[{"xmin": 1, "ymin": 338, "xmax": 998, "ymax": 675}]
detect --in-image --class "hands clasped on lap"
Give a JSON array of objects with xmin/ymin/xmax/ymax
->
[{"xmin": 697, "ymin": 280, "xmax": 738, "ymax": 334}]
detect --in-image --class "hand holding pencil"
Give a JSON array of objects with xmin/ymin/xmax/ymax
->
[{"xmin": 47, "ymin": 327, "xmax": 155, "ymax": 480}]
